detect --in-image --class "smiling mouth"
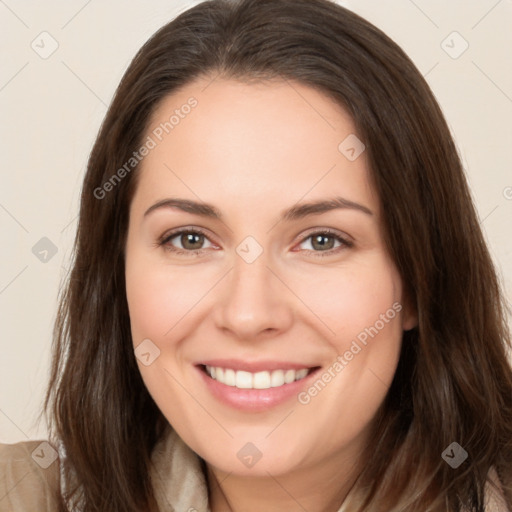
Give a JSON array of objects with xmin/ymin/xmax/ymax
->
[{"xmin": 199, "ymin": 364, "xmax": 319, "ymax": 390}]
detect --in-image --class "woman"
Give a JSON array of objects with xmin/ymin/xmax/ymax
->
[{"xmin": 1, "ymin": 0, "xmax": 511, "ymax": 510}]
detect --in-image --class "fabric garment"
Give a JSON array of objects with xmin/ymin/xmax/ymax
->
[{"xmin": 0, "ymin": 425, "xmax": 509, "ymax": 511}]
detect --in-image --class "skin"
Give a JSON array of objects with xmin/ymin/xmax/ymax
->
[{"xmin": 125, "ymin": 77, "xmax": 417, "ymax": 512}]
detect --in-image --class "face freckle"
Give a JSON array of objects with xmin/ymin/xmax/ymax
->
[{"xmin": 124, "ymin": 77, "xmax": 416, "ymax": 481}]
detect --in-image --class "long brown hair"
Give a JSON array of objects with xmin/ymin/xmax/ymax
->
[{"xmin": 43, "ymin": 0, "xmax": 512, "ymax": 510}]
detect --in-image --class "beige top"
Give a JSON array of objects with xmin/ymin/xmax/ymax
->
[{"xmin": 0, "ymin": 426, "xmax": 509, "ymax": 511}]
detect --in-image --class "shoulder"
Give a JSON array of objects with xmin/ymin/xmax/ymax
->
[{"xmin": 0, "ymin": 440, "xmax": 61, "ymax": 512}]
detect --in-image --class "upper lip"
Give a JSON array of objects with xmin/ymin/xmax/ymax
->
[{"xmin": 197, "ymin": 359, "xmax": 319, "ymax": 373}]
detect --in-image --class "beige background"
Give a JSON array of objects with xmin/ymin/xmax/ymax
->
[{"xmin": 1, "ymin": 0, "xmax": 511, "ymax": 443}]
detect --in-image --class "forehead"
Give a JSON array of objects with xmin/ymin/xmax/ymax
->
[{"xmin": 132, "ymin": 77, "xmax": 378, "ymax": 219}]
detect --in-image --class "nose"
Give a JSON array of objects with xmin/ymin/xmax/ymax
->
[{"xmin": 213, "ymin": 252, "xmax": 293, "ymax": 341}]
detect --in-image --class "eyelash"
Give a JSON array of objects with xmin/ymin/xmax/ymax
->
[{"xmin": 157, "ymin": 227, "xmax": 353, "ymax": 258}]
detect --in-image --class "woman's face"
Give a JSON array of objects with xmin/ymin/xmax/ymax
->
[{"xmin": 125, "ymin": 77, "xmax": 416, "ymax": 477}]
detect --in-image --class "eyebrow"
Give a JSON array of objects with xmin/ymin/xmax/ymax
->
[{"xmin": 143, "ymin": 196, "xmax": 373, "ymax": 221}]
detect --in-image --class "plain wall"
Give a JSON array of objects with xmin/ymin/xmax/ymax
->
[{"xmin": 1, "ymin": 0, "xmax": 511, "ymax": 443}]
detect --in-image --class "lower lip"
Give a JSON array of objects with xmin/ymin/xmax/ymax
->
[{"xmin": 196, "ymin": 365, "xmax": 320, "ymax": 412}]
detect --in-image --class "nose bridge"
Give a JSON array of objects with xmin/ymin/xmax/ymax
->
[{"xmin": 214, "ymin": 247, "xmax": 292, "ymax": 339}]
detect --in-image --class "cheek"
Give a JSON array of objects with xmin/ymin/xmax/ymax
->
[
  {"xmin": 292, "ymin": 253, "xmax": 404, "ymax": 405},
  {"xmin": 291, "ymin": 257, "xmax": 404, "ymax": 443},
  {"xmin": 125, "ymin": 254, "xmax": 211, "ymax": 344},
  {"xmin": 290, "ymin": 254, "xmax": 402, "ymax": 345},
  {"xmin": 125, "ymin": 268, "xmax": 169, "ymax": 344},
  {"xmin": 125, "ymin": 250, "xmax": 204, "ymax": 429}
]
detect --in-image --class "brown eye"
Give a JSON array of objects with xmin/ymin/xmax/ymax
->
[
  {"xmin": 297, "ymin": 230, "xmax": 352, "ymax": 257},
  {"xmin": 310, "ymin": 234, "xmax": 336, "ymax": 251},
  {"xmin": 160, "ymin": 228, "xmax": 214, "ymax": 254},
  {"xmin": 179, "ymin": 232, "xmax": 205, "ymax": 250}
]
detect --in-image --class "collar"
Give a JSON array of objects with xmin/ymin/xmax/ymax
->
[{"xmin": 150, "ymin": 425, "xmax": 210, "ymax": 511}]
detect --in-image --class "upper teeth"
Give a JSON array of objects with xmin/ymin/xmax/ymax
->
[{"xmin": 205, "ymin": 366, "xmax": 310, "ymax": 389}]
